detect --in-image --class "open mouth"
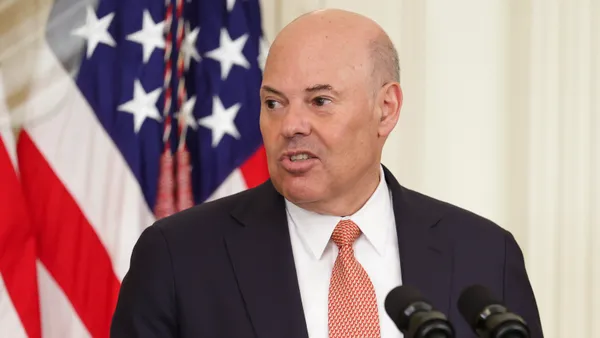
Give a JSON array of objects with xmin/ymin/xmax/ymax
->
[
  {"xmin": 280, "ymin": 151, "xmax": 319, "ymax": 173},
  {"xmin": 289, "ymin": 153, "xmax": 313, "ymax": 162}
]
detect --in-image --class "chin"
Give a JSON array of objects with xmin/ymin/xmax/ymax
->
[{"xmin": 278, "ymin": 176, "xmax": 324, "ymax": 205}]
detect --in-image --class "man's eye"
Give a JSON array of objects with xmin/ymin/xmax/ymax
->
[
  {"xmin": 265, "ymin": 100, "xmax": 281, "ymax": 109},
  {"xmin": 313, "ymin": 97, "xmax": 331, "ymax": 107}
]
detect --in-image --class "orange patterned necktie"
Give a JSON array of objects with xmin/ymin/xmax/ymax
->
[{"xmin": 328, "ymin": 219, "xmax": 381, "ymax": 338}]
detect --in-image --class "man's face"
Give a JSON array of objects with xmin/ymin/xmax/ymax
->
[{"xmin": 259, "ymin": 36, "xmax": 382, "ymax": 210}]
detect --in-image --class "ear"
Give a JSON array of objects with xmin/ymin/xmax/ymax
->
[{"xmin": 377, "ymin": 82, "xmax": 402, "ymax": 138}]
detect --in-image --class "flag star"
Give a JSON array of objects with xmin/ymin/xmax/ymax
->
[
  {"xmin": 204, "ymin": 28, "xmax": 250, "ymax": 80},
  {"xmin": 72, "ymin": 7, "xmax": 116, "ymax": 58},
  {"xmin": 182, "ymin": 23, "xmax": 201, "ymax": 70},
  {"xmin": 126, "ymin": 10, "xmax": 165, "ymax": 63},
  {"xmin": 258, "ymin": 36, "xmax": 270, "ymax": 71},
  {"xmin": 177, "ymin": 96, "xmax": 198, "ymax": 131},
  {"xmin": 227, "ymin": 0, "xmax": 236, "ymax": 11},
  {"xmin": 198, "ymin": 96, "xmax": 241, "ymax": 147},
  {"xmin": 118, "ymin": 80, "xmax": 162, "ymax": 133}
]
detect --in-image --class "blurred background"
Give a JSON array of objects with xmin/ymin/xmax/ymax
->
[{"xmin": 0, "ymin": 0, "xmax": 598, "ymax": 337}]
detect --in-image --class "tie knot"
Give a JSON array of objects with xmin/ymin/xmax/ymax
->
[{"xmin": 331, "ymin": 220, "xmax": 361, "ymax": 247}]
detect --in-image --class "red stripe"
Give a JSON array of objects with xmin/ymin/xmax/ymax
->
[
  {"xmin": 0, "ymin": 137, "xmax": 41, "ymax": 338},
  {"xmin": 240, "ymin": 145, "xmax": 270, "ymax": 188},
  {"xmin": 17, "ymin": 131, "xmax": 121, "ymax": 337}
]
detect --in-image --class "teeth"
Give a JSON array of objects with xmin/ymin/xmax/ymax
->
[{"xmin": 290, "ymin": 154, "xmax": 310, "ymax": 161}]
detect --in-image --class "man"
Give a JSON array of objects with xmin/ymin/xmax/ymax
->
[{"xmin": 111, "ymin": 9, "xmax": 544, "ymax": 338}]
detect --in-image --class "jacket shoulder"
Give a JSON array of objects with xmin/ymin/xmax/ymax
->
[
  {"xmin": 151, "ymin": 184, "xmax": 263, "ymax": 239},
  {"xmin": 401, "ymin": 186, "xmax": 510, "ymax": 240}
]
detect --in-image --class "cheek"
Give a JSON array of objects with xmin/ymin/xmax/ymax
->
[
  {"xmin": 329, "ymin": 122, "xmax": 376, "ymax": 163},
  {"xmin": 320, "ymin": 129, "xmax": 360, "ymax": 165},
  {"xmin": 260, "ymin": 117, "xmax": 279, "ymax": 148},
  {"xmin": 316, "ymin": 116, "xmax": 365, "ymax": 153}
]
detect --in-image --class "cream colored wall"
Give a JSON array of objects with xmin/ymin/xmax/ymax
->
[{"xmin": 261, "ymin": 1, "xmax": 599, "ymax": 337}]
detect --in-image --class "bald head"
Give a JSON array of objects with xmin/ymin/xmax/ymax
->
[
  {"xmin": 369, "ymin": 30, "xmax": 401, "ymax": 85},
  {"xmin": 259, "ymin": 9, "xmax": 403, "ymax": 216},
  {"xmin": 266, "ymin": 9, "xmax": 400, "ymax": 91}
]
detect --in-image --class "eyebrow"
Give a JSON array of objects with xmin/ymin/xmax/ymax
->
[
  {"xmin": 261, "ymin": 85, "xmax": 285, "ymax": 97},
  {"xmin": 260, "ymin": 83, "xmax": 340, "ymax": 97},
  {"xmin": 305, "ymin": 84, "xmax": 338, "ymax": 95}
]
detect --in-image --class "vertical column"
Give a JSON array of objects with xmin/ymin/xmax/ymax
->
[
  {"xmin": 588, "ymin": 0, "xmax": 600, "ymax": 333},
  {"xmin": 526, "ymin": 0, "xmax": 562, "ymax": 334},
  {"xmin": 419, "ymin": 0, "xmax": 510, "ymax": 227},
  {"xmin": 527, "ymin": 0, "xmax": 599, "ymax": 336},
  {"xmin": 557, "ymin": 1, "xmax": 593, "ymax": 336}
]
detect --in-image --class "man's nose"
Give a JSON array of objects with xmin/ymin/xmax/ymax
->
[{"xmin": 280, "ymin": 106, "xmax": 310, "ymax": 138}]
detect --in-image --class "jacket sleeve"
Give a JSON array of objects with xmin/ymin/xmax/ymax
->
[
  {"xmin": 503, "ymin": 231, "xmax": 544, "ymax": 338},
  {"xmin": 110, "ymin": 224, "xmax": 178, "ymax": 337}
]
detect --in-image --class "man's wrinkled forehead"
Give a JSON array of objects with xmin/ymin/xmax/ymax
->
[
  {"xmin": 262, "ymin": 10, "xmax": 384, "ymax": 94},
  {"xmin": 263, "ymin": 39, "xmax": 370, "ymax": 93}
]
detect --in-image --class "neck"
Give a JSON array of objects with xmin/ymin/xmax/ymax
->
[{"xmin": 303, "ymin": 165, "xmax": 382, "ymax": 216}]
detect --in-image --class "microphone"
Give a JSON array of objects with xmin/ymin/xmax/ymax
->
[
  {"xmin": 457, "ymin": 284, "xmax": 530, "ymax": 338},
  {"xmin": 384, "ymin": 285, "xmax": 455, "ymax": 338}
]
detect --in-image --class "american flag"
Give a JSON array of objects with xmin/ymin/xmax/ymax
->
[{"xmin": 1, "ymin": 0, "xmax": 269, "ymax": 336}]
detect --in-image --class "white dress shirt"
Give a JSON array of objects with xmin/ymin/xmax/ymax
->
[{"xmin": 286, "ymin": 165, "xmax": 403, "ymax": 338}]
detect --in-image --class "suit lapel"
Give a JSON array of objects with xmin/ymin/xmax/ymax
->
[
  {"xmin": 383, "ymin": 166, "xmax": 453, "ymax": 316},
  {"xmin": 225, "ymin": 181, "xmax": 309, "ymax": 338},
  {"xmin": 224, "ymin": 166, "xmax": 453, "ymax": 337}
]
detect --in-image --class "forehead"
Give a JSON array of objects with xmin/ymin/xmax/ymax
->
[{"xmin": 262, "ymin": 32, "xmax": 372, "ymax": 93}]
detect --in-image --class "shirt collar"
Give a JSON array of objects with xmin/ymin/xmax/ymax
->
[{"xmin": 285, "ymin": 165, "xmax": 393, "ymax": 259}]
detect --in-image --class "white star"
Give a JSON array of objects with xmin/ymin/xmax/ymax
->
[
  {"xmin": 176, "ymin": 95, "xmax": 198, "ymax": 131},
  {"xmin": 118, "ymin": 80, "xmax": 162, "ymax": 133},
  {"xmin": 258, "ymin": 36, "xmax": 270, "ymax": 71},
  {"xmin": 227, "ymin": 0, "xmax": 236, "ymax": 11},
  {"xmin": 72, "ymin": 7, "xmax": 116, "ymax": 58},
  {"xmin": 182, "ymin": 23, "xmax": 201, "ymax": 70},
  {"xmin": 198, "ymin": 96, "xmax": 241, "ymax": 147},
  {"xmin": 204, "ymin": 28, "xmax": 250, "ymax": 80},
  {"xmin": 126, "ymin": 10, "xmax": 165, "ymax": 63}
]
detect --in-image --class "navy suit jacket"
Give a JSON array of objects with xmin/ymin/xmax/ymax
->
[{"xmin": 111, "ymin": 165, "xmax": 544, "ymax": 337}]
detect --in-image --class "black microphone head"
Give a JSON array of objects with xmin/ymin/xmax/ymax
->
[
  {"xmin": 386, "ymin": 285, "xmax": 455, "ymax": 337},
  {"xmin": 384, "ymin": 285, "xmax": 431, "ymax": 331},
  {"xmin": 457, "ymin": 284, "xmax": 503, "ymax": 328},
  {"xmin": 458, "ymin": 284, "xmax": 530, "ymax": 338}
]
